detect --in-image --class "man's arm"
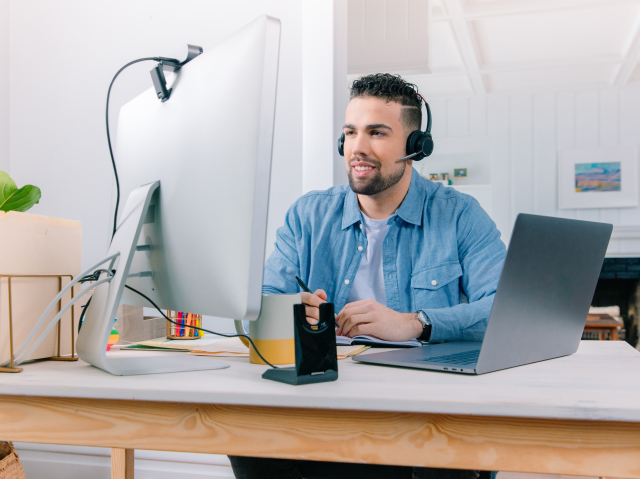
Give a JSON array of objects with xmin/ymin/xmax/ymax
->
[
  {"xmin": 262, "ymin": 203, "xmax": 329, "ymax": 324},
  {"xmin": 420, "ymin": 196, "xmax": 506, "ymax": 343},
  {"xmin": 262, "ymin": 205, "xmax": 302, "ymax": 295}
]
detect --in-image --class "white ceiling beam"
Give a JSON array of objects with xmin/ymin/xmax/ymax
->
[
  {"xmin": 612, "ymin": 18, "xmax": 640, "ymax": 87},
  {"xmin": 443, "ymin": 0, "xmax": 485, "ymax": 94},
  {"xmin": 352, "ymin": 55, "xmax": 623, "ymax": 77},
  {"xmin": 481, "ymin": 56, "xmax": 623, "ymax": 74},
  {"xmin": 462, "ymin": 0, "xmax": 640, "ymax": 19}
]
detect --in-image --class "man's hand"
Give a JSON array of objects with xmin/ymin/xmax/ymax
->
[
  {"xmin": 299, "ymin": 289, "xmax": 327, "ymax": 325},
  {"xmin": 336, "ymin": 298, "xmax": 423, "ymax": 342}
]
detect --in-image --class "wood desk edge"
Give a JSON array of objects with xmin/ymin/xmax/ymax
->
[
  {"xmin": 2, "ymin": 383, "xmax": 640, "ymax": 423},
  {"xmin": 1, "ymin": 394, "xmax": 640, "ymax": 478}
]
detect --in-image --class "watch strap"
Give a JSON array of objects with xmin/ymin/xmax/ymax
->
[{"xmin": 417, "ymin": 310, "xmax": 432, "ymax": 342}]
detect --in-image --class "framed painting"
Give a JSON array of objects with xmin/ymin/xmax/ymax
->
[{"xmin": 558, "ymin": 147, "xmax": 638, "ymax": 209}]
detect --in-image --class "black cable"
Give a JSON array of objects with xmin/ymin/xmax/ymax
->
[
  {"xmin": 123, "ymin": 284, "xmax": 279, "ymax": 369},
  {"xmin": 106, "ymin": 57, "xmax": 160, "ymax": 239},
  {"xmin": 78, "ymin": 297, "xmax": 91, "ymax": 333},
  {"xmin": 79, "ymin": 269, "xmax": 112, "ymax": 284},
  {"xmin": 77, "ymin": 269, "xmax": 113, "ymax": 332}
]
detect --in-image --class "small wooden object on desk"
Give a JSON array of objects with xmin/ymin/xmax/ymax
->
[
  {"xmin": 166, "ymin": 311, "xmax": 204, "ymax": 339},
  {"xmin": 584, "ymin": 313, "xmax": 623, "ymax": 341},
  {"xmin": 0, "ymin": 274, "xmax": 77, "ymax": 373}
]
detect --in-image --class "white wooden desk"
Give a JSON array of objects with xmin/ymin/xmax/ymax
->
[{"xmin": 1, "ymin": 341, "xmax": 639, "ymax": 479}]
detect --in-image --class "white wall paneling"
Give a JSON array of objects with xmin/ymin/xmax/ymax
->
[
  {"xmin": 347, "ymin": 0, "xmax": 430, "ymax": 75},
  {"xmin": 509, "ymin": 94, "xmax": 533, "ymax": 220},
  {"xmin": 427, "ymin": 86, "xmax": 640, "ymax": 256},
  {"xmin": 0, "ymin": 0, "xmax": 8, "ymax": 174},
  {"xmin": 532, "ymin": 92, "xmax": 557, "ymax": 219},
  {"xmin": 487, "ymin": 95, "xmax": 511, "ymax": 240},
  {"xmin": 619, "ymin": 87, "xmax": 640, "ymax": 227}
]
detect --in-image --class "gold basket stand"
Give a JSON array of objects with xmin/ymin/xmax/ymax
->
[{"xmin": 0, "ymin": 274, "xmax": 78, "ymax": 373}]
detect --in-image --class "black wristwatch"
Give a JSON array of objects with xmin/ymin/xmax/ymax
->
[{"xmin": 416, "ymin": 310, "xmax": 432, "ymax": 342}]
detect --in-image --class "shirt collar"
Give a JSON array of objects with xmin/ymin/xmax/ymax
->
[{"xmin": 341, "ymin": 167, "xmax": 426, "ymax": 230}]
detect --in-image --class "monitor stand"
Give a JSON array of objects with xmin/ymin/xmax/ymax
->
[{"xmin": 76, "ymin": 181, "xmax": 229, "ymax": 375}]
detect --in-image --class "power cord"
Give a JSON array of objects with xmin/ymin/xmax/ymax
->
[
  {"xmin": 77, "ymin": 269, "xmax": 114, "ymax": 332},
  {"xmin": 106, "ymin": 57, "xmax": 161, "ymax": 239},
  {"xmin": 123, "ymin": 284, "xmax": 279, "ymax": 369}
]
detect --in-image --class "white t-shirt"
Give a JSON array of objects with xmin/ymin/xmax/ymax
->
[{"xmin": 345, "ymin": 212, "xmax": 393, "ymax": 306}]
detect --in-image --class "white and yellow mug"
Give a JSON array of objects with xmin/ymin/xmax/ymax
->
[{"xmin": 234, "ymin": 294, "xmax": 300, "ymax": 365}]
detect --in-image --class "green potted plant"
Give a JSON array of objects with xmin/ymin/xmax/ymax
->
[{"xmin": 0, "ymin": 171, "xmax": 41, "ymax": 213}]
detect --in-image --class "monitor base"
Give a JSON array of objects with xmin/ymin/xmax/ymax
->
[{"xmin": 101, "ymin": 354, "xmax": 229, "ymax": 376}]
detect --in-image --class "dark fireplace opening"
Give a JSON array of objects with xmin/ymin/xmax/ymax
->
[{"xmin": 592, "ymin": 258, "xmax": 640, "ymax": 348}]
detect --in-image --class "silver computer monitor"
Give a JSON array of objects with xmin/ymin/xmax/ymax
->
[{"xmin": 76, "ymin": 15, "xmax": 281, "ymax": 375}]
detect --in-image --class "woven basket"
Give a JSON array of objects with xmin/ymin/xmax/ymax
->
[{"xmin": 0, "ymin": 443, "xmax": 26, "ymax": 479}]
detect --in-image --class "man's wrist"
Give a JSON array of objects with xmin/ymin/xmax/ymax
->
[{"xmin": 408, "ymin": 312, "xmax": 424, "ymax": 339}]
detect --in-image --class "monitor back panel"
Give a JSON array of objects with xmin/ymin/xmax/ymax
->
[
  {"xmin": 476, "ymin": 214, "xmax": 611, "ymax": 374},
  {"xmin": 114, "ymin": 16, "xmax": 281, "ymax": 321}
]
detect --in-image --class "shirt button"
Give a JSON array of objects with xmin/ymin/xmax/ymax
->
[
  {"xmin": 358, "ymin": 246, "xmax": 363, "ymax": 251},
  {"xmin": 431, "ymin": 280, "xmax": 437, "ymax": 286},
  {"xmin": 345, "ymin": 279, "xmax": 350, "ymax": 285},
  {"xmin": 359, "ymin": 224, "xmax": 363, "ymax": 229}
]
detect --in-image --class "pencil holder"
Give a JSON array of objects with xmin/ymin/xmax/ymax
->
[{"xmin": 166, "ymin": 311, "xmax": 204, "ymax": 339}]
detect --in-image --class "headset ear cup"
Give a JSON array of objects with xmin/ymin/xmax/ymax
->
[
  {"xmin": 405, "ymin": 130, "xmax": 426, "ymax": 161},
  {"xmin": 337, "ymin": 133, "xmax": 345, "ymax": 157},
  {"xmin": 421, "ymin": 133, "xmax": 434, "ymax": 158}
]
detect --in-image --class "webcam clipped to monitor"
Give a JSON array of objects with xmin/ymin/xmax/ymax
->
[{"xmin": 75, "ymin": 15, "xmax": 281, "ymax": 375}]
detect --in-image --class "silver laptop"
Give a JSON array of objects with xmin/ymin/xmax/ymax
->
[{"xmin": 353, "ymin": 214, "xmax": 612, "ymax": 375}]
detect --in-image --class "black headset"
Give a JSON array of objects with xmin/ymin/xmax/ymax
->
[{"xmin": 337, "ymin": 93, "xmax": 434, "ymax": 162}]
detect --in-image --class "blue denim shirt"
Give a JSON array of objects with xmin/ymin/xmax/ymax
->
[{"xmin": 263, "ymin": 168, "xmax": 506, "ymax": 343}]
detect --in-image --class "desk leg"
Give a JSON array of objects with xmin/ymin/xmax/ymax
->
[{"xmin": 111, "ymin": 448, "xmax": 134, "ymax": 479}]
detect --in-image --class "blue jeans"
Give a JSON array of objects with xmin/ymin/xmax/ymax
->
[{"xmin": 228, "ymin": 456, "xmax": 486, "ymax": 479}]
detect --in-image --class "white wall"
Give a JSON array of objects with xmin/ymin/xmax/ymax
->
[
  {"xmin": 8, "ymin": 0, "xmax": 303, "ymax": 270},
  {"xmin": 422, "ymin": 87, "xmax": 640, "ymax": 254},
  {"xmin": 0, "ymin": 0, "xmax": 8, "ymax": 174},
  {"xmin": 302, "ymin": 0, "xmax": 348, "ymax": 193}
]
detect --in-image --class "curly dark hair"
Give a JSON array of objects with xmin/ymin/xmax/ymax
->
[{"xmin": 349, "ymin": 73, "xmax": 422, "ymax": 132}]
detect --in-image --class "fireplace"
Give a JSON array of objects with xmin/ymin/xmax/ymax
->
[{"xmin": 592, "ymin": 258, "xmax": 640, "ymax": 348}]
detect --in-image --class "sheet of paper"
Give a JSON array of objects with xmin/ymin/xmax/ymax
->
[
  {"xmin": 190, "ymin": 337, "xmax": 249, "ymax": 354},
  {"xmin": 188, "ymin": 338, "xmax": 369, "ymax": 360},
  {"xmin": 130, "ymin": 335, "xmax": 229, "ymax": 351}
]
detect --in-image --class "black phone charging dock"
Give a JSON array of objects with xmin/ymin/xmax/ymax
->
[{"xmin": 262, "ymin": 302, "xmax": 338, "ymax": 385}]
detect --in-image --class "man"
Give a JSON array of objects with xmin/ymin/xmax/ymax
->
[{"xmin": 229, "ymin": 73, "xmax": 506, "ymax": 479}]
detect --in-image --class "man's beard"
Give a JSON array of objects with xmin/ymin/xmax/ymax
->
[{"xmin": 347, "ymin": 158, "xmax": 407, "ymax": 196}]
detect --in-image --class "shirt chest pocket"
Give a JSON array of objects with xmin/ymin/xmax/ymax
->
[{"xmin": 411, "ymin": 262, "xmax": 463, "ymax": 311}]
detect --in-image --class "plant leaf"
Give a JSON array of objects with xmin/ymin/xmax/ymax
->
[
  {"xmin": 0, "ymin": 171, "xmax": 17, "ymax": 206},
  {"xmin": 0, "ymin": 184, "xmax": 41, "ymax": 212}
]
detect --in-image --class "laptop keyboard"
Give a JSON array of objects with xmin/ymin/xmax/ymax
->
[{"xmin": 419, "ymin": 349, "xmax": 480, "ymax": 365}]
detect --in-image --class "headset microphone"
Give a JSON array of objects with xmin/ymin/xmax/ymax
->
[{"xmin": 337, "ymin": 93, "xmax": 434, "ymax": 161}]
